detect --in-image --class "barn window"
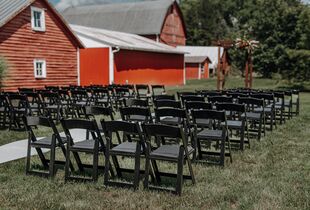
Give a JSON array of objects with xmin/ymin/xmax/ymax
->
[
  {"xmin": 31, "ymin": 7, "xmax": 45, "ymax": 31},
  {"xmin": 33, "ymin": 59, "xmax": 46, "ymax": 78}
]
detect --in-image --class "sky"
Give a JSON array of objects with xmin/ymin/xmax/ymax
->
[{"xmin": 49, "ymin": 0, "xmax": 310, "ymax": 11}]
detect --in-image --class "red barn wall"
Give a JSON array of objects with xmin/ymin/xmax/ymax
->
[
  {"xmin": 80, "ymin": 48, "xmax": 110, "ymax": 86},
  {"xmin": 0, "ymin": 0, "xmax": 78, "ymax": 91},
  {"xmin": 185, "ymin": 63, "xmax": 199, "ymax": 80},
  {"xmin": 114, "ymin": 50, "xmax": 184, "ymax": 85},
  {"xmin": 160, "ymin": 3, "xmax": 186, "ymax": 46}
]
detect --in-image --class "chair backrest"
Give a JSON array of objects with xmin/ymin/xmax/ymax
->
[
  {"xmin": 61, "ymin": 119, "xmax": 104, "ymax": 146},
  {"xmin": 154, "ymin": 108, "xmax": 189, "ymax": 129},
  {"xmin": 154, "ymin": 100, "xmax": 182, "ymax": 109},
  {"xmin": 18, "ymin": 88, "xmax": 35, "ymax": 94},
  {"xmin": 181, "ymin": 95, "xmax": 205, "ymax": 104},
  {"xmin": 153, "ymin": 94, "xmax": 175, "ymax": 101},
  {"xmin": 143, "ymin": 123, "xmax": 188, "ymax": 147},
  {"xmin": 208, "ymin": 96, "xmax": 233, "ymax": 103},
  {"xmin": 185, "ymin": 101, "xmax": 212, "ymax": 111},
  {"xmin": 151, "ymin": 85, "xmax": 166, "ymax": 96},
  {"xmin": 177, "ymin": 91, "xmax": 196, "ymax": 100},
  {"xmin": 251, "ymin": 93, "xmax": 275, "ymax": 106},
  {"xmin": 155, "ymin": 107, "xmax": 187, "ymax": 119},
  {"xmin": 115, "ymin": 87, "xmax": 132, "ymax": 98},
  {"xmin": 7, "ymin": 94, "xmax": 31, "ymax": 112},
  {"xmin": 40, "ymin": 92, "xmax": 60, "ymax": 104},
  {"xmin": 135, "ymin": 84, "xmax": 150, "ymax": 94},
  {"xmin": 216, "ymin": 103, "xmax": 246, "ymax": 113},
  {"xmin": 83, "ymin": 106, "xmax": 114, "ymax": 120},
  {"xmin": 23, "ymin": 116, "xmax": 64, "ymax": 144},
  {"xmin": 238, "ymin": 96, "xmax": 264, "ymax": 106},
  {"xmin": 192, "ymin": 109, "xmax": 226, "ymax": 123},
  {"xmin": 101, "ymin": 120, "xmax": 144, "ymax": 144},
  {"xmin": 123, "ymin": 98, "xmax": 148, "ymax": 107},
  {"xmin": 120, "ymin": 107, "xmax": 153, "ymax": 123},
  {"xmin": 197, "ymin": 90, "xmax": 222, "ymax": 97},
  {"xmin": 71, "ymin": 90, "xmax": 89, "ymax": 101}
]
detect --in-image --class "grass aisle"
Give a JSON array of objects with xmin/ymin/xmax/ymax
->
[{"xmin": 0, "ymin": 78, "xmax": 309, "ymax": 209}]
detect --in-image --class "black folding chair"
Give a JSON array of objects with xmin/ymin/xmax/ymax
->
[
  {"xmin": 102, "ymin": 120, "xmax": 145, "ymax": 190},
  {"xmin": 40, "ymin": 92, "xmax": 63, "ymax": 123},
  {"xmin": 143, "ymin": 123, "xmax": 195, "ymax": 196},
  {"xmin": 120, "ymin": 106, "xmax": 153, "ymax": 123},
  {"xmin": 24, "ymin": 92, "xmax": 43, "ymax": 116},
  {"xmin": 216, "ymin": 103, "xmax": 249, "ymax": 151},
  {"xmin": 136, "ymin": 84, "xmax": 151, "ymax": 100},
  {"xmin": 0, "ymin": 95, "xmax": 9, "ymax": 128},
  {"xmin": 7, "ymin": 94, "xmax": 32, "ymax": 130},
  {"xmin": 151, "ymin": 85, "xmax": 166, "ymax": 96},
  {"xmin": 185, "ymin": 101, "xmax": 212, "ymax": 125},
  {"xmin": 238, "ymin": 97, "xmax": 265, "ymax": 140},
  {"xmin": 61, "ymin": 119, "xmax": 114, "ymax": 182},
  {"xmin": 191, "ymin": 110, "xmax": 232, "ymax": 166},
  {"xmin": 71, "ymin": 89, "xmax": 92, "ymax": 117},
  {"xmin": 23, "ymin": 116, "xmax": 73, "ymax": 178},
  {"xmin": 274, "ymin": 92, "xmax": 285, "ymax": 124},
  {"xmin": 180, "ymin": 95, "xmax": 205, "ymax": 106},
  {"xmin": 207, "ymin": 96, "xmax": 233, "ymax": 104},
  {"xmin": 154, "ymin": 108, "xmax": 189, "ymax": 130},
  {"xmin": 251, "ymin": 93, "xmax": 276, "ymax": 131},
  {"xmin": 92, "ymin": 88, "xmax": 112, "ymax": 107}
]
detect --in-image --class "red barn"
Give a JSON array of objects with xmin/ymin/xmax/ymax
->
[
  {"xmin": 177, "ymin": 46, "xmax": 224, "ymax": 80},
  {"xmin": 0, "ymin": 0, "xmax": 83, "ymax": 91},
  {"xmin": 71, "ymin": 24, "xmax": 185, "ymax": 86},
  {"xmin": 62, "ymin": 0, "xmax": 186, "ymax": 47}
]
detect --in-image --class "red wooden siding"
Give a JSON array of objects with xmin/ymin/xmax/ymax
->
[
  {"xmin": 160, "ymin": 3, "xmax": 186, "ymax": 46},
  {"xmin": 185, "ymin": 63, "xmax": 199, "ymax": 80},
  {"xmin": 0, "ymin": 0, "xmax": 78, "ymax": 91},
  {"xmin": 114, "ymin": 50, "xmax": 184, "ymax": 85},
  {"xmin": 80, "ymin": 48, "xmax": 110, "ymax": 86}
]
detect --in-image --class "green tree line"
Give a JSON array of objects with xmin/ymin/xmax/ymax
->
[{"xmin": 181, "ymin": 0, "xmax": 310, "ymax": 81}]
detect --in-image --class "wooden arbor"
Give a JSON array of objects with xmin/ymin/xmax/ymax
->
[
  {"xmin": 212, "ymin": 40, "xmax": 234, "ymax": 91},
  {"xmin": 235, "ymin": 38, "xmax": 259, "ymax": 88}
]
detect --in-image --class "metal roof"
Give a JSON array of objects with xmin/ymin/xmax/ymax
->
[
  {"xmin": 62, "ymin": 0, "xmax": 175, "ymax": 35},
  {"xmin": 71, "ymin": 24, "xmax": 185, "ymax": 54},
  {"xmin": 177, "ymin": 46, "xmax": 224, "ymax": 69},
  {"xmin": 0, "ymin": 0, "xmax": 34, "ymax": 28}
]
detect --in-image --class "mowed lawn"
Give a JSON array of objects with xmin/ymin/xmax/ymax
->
[{"xmin": 0, "ymin": 77, "xmax": 309, "ymax": 209}]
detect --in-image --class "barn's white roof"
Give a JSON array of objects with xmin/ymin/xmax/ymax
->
[
  {"xmin": 177, "ymin": 46, "xmax": 224, "ymax": 69},
  {"xmin": 71, "ymin": 24, "xmax": 185, "ymax": 54}
]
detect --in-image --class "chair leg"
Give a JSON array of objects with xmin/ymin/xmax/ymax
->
[
  {"xmin": 49, "ymin": 146, "xmax": 56, "ymax": 178},
  {"xmin": 176, "ymin": 146, "xmax": 184, "ymax": 196},
  {"xmin": 92, "ymin": 151, "xmax": 99, "ymax": 182},
  {"xmin": 133, "ymin": 145, "xmax": 141, "ymax": 190},
  {"xmin": 104, "ymin": 149, "xmax": 111, "ymax": 186},
  {"xmin": 143, "ymin": 155, "xmax": 151, "ymax": 190},
  {"xmin": 64, "ymin": 145, "xmax": 71, "ymax": 182},
  {"xmin": 186, "ymin": 155, "xmax": 195, "ymax": 185},
  {"xmin": 26, "ymin": 140, "xmax": 32, "ymax": 175}
]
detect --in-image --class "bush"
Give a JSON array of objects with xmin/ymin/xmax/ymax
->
[{"xmin": 0, "ymin": 56, "xmax": 7, "ymax": 88}]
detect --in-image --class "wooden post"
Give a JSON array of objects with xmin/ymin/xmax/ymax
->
[
  {"xmin": 217, "ymin": 46, "xmax": 221, "ymax": 90},
  {"xmin": 244, "ymin": 53, "xmax": 249, "ymax": 88},
  {"xmin": 249, "ymin": 53, "xmax": 253, "ymax": 88}
]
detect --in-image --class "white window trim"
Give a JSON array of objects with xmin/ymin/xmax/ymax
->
[
  {"xmin": 33, "ymin": 59, "xmax": 46, "ymax": 79},
  {"xmin": 31, "ymin": 6, "xmax": 46, "ymax": 32}
]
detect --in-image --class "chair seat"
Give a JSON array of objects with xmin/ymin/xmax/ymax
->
[
  {"xmin": 226, "ymin": 120, "xmax": 243, "ymax": 129},
  {"xmin": 46, "ymin": 104, "xmax": 60, "ymax": 109},
  {"xmin": 242, "ymin": 112, "xmax": 261, "ymax": 120},
  {"xmin": 150, "ymin": 145, "xmax": 194, "ymax": 159},
  {"xmin": 71, "ymin": 140, "xmax": 101, "ymax": 151},
  {"xmin": 197, "ymin": 129, "xmax": 223, "ymax": 139},
  {"xmin": 160, "ymin": 117, "xmax": 181, "ymax": 125},
  {"xmin": 195, "ymin": 119, "xmax": 210, "ymax": 127},
  {"xmin": 254, "ymin": 107, "xmax": 272, "ymax": 113},
  {"xmin": 129, "ymin": 115, "xmax": 147, "ymax": 122},
  {"xmin": 111, "ymin": 142, "xmax": 142, "ymax": 154},
  {"xmin": 31, "ymin": 136, "xmax": 67, "ymax": 147}
]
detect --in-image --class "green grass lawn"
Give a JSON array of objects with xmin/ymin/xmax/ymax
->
[{"xmin": 0, "ymin": 78, "xmax": 309, "ymax": 209}]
